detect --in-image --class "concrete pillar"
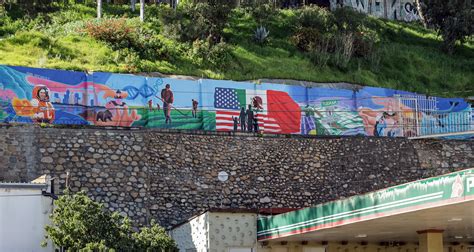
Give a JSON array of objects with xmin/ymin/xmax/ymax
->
[{"xmin": 417, "ymin": 229, "xmax": 444, "ymax": 252}]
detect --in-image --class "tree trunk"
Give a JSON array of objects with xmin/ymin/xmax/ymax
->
[
  {"xmin": 97, "ymin": 0, "xmax": 102, "ymax": 19},
  {"xmin": 140, "ymin": 0, "xmax": 145, "ymax": 22},
  {"xmin": 131, "ymin": 0, "xmax": 136, "ymax": 11},
  {"xmin": 414, "ymin": 0, "xmax": 427, "ymax": 27}
]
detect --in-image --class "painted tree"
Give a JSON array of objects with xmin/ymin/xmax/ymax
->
[{"xmin": 416, "ymin": 0, "xmax": 473, "ymax": 54}]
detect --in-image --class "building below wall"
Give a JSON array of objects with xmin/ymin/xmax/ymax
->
[
  {"xmin": 172, "ymin": 169, "xmax": 474, "ymax": 252},
  {"xmin": 0, "ymin": 176, "xmax": 54, "ymax": 252},
  {"xmin": 171, "ymin": 211, "xmax": 259, "ymax": 252}
]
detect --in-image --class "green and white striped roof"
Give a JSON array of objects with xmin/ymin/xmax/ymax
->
[{"xmin": 257, "ymin": 168, "xmax": 474, "ymax": 240}]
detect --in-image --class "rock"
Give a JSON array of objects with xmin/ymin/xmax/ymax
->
[
  {"xmin": 41, "ymin": 157, "xmax": 53, "ymax": 163},
  {"xmin": 260, "ymin": 197, "xmax": 271, "ymax": 203}
]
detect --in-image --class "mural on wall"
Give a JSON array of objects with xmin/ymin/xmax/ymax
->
[
  {"xmin": 0, "ymin": 65, "xmax": 471, "ymax": 138},
  {"xmin": 330, "ymin": 0, "xmax": 420, "ymax": 21}
]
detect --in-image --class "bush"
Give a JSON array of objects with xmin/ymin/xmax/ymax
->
[
  {"xmin": 291, "ymin": 6, "xmax": 335, "ymax": 51},
  {"xmin": 248, "ymin": 3, "xmax": 278, "ymax": 25},
  {"xmin": 189, "ymin": 38, "xmax": 233, "ymax": 69},
  {"xmin": 291, "ymin": 5, "xmax": 379, "ymax": 68},
  {"xmin": 331, "ymin": 32, "xmax": 355, "ymax": 70},
  {"xmin": 43, "ymin": 191, "xmax": 176, "ymax": 251},
  {"xmin": 417, "ymin": 0, "xmax": 474, "ymax": 54},
  {"xmin": 332, "ymin": 7, "xmax": 367, "ymax": 32},
  {"xmin": 43, "ymin": 191, "xmax": 135, "ymax": 250},
  {"xmin": 159, "ymin": 2, "xmax": 231, "ymax": 45},
  {"xmin": 133, "ymin": 220, "xmax": 177, "ymax": 251},
  {"xmin": 353, "ymin": 25, "xmax": 380, "ymax": 58},
  {"xmin": 84, "ymin": 18, "xmax": 168, "ymax": 62}
]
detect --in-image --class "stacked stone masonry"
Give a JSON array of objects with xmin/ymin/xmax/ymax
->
[{"xmin": 0, "ymin": 125, "xmax": 472, "ymax": 228}]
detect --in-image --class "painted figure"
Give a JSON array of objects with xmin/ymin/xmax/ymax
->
[
  {"xmin": 374, "ymin": 114, "xmax": 387, "ymax": 136},
  {"xmin": 239, "ymin": 107, "xmax": 246, "ymax": 132},
  {"xmin": 161, "ymin": 84, "xmax": 174, "ymax": 124},
  {"xmin": 253, "ymin": 117, "xmax": 259, "ymax": 133},
  {"xmin": 192, "ymin": 99, "xmax": 198, "ymax": 118},
  {"xmin": 148, "ymin": 100, "xmax": 153, "ymax": 111},
  {"xmin": 31, "ymin": 85, "xmax": 55, "ymax": 123},
  {"xmin": 232, "ymin": 116, "xmax": 239, "ymax": 131},
  {"xmin": 105, "ymin": 90, "xmax": 126, "ymax": 117},
  {"xmin": 246, "ymin": 104, "xmax": 254, "ymax": 132}
]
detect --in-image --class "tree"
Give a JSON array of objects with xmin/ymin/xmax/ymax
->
[
  {"xmin": 42, "ymin": 191, "xmax": 176, "ymax": 251},
  {"xmin": 140, "ymin": 0, "xmax": 144, "ymax": 22},
  {"xmin": 97, "ymin": 0, "xmax": 102, "ymax": 18},
  {"xmin": 416, "ymin": 0, "xmax": 473, "ymax": 54}
]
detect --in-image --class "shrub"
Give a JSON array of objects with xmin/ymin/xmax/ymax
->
[
  {"xmin": 159, "ymin": 2, "xmax": 231, "ymax": 45},
  {"xmin": 83, "ymin": 18, "xmax": 168, "ymax": 62},
  {"xmin": 307, "ymin": 35, "xmax": 332, "ymax": 68},
  {"xmin": 333, "ymin": 7, "xmax": 367, "ymax": 32},
  {"xmin": 133, "ymin": 220, "xmax": 176, "ymax": 251},
  {"xmin": 43, "ymin": 191, "xmax": 176, "ymax": 251},
  {"xmin": 353, "ymin": 25, "xmax": 380, "ymax": 58},
  {"xmin": 189, "ymin": 38, "xmax": 233, "ymax": 69},
  {"xmin": 291, "ymin": 5, "xmax": 379, "ymax": 68},
  {"xmin": 249, "ymin": 3, "xmax": 277, "ymax": 25},
  {"xmin": 417, "ymin": 0, "xmax": 474, "ymax": 54},
  {"xmin": 291, "ymin": 6, "xmax": 335, "ymax": 52},
  {"xmin": 254, "ymin": 26, "xmax": 270, "ymax": 45},
  {"xmin": 84, "ymin": 18, "xmax": 135, "ymax": 50},
  {"xmin": 331, "ymin": 32, "xmax": 355, "ymax": 70}
]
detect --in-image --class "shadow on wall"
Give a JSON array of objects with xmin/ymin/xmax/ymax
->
[{"xmin": 0, "ymin": 65, "xmax": 471, "ymax": 138}]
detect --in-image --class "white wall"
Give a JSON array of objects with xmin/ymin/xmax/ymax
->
[
  {"xmin": 0, "ymin": 185, "xmax": 53, "ymax": 252},
  {"xmin": 170, "ymin": 212, "xmax": 209, "ymax": 252},
  {"xmin": 208, "ymin": 212, "xmax": 257, "ymax": 252},
  {"xmin": 171, "ymin": 212, "xmax": 258, "ymax": 252},
  {"xmin": 329, "ymin": 0, "xmax": 420, "ymax": 21}
]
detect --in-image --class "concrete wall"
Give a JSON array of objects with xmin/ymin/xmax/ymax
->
[
  {"xmin": 330, "ymin": 0, "xmax": 420, "ymax": 21},
  {"xmin": 208, "ymin": 212, "xmax": 257, "ymax": 252},
  {"xmin": 171, "ymin": 212, "xmax": 257, "ymax": 252},
  {"xmin": 0, "ymin": 184, "xmax": 53, "ymax": 252},
  {"xmin": 170, "ymin": 212, "xmax": 208, "ymax": 252},
  {"xmin": 0, "ymin": 125, "xmax": 473, "ymax": 228}
]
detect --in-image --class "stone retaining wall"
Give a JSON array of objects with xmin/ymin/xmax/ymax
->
[{"xmin": 0, "ymin": 125, "xmax": 472, "ymax": 228}]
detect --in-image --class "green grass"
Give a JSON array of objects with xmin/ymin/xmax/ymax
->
[
  {"xmin": 132, "ymin": 109, "xmax": 216, "ymax": 130},
  {"xmin": 0, "ymin": 3, "xmax": 472, "ymax": 97}
]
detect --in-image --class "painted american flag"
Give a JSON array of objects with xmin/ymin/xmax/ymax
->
[{"xmin": 214, "ymin": 87, "xmax": 300, "ymax": 133}]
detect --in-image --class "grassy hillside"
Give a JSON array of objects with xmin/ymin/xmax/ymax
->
[{"xmin": 0, "ymin": 3, "xmax": 472, "ymax": 97}]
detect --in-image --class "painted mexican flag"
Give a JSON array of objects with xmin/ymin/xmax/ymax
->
[{"xmin": 214, "ymin": 87, "xmax": 301, "ymax": 134}]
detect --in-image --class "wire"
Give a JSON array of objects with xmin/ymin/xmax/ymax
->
[
  {"xmin": 2, "ymin": 104, "xmax": 472, "ymax": 113},
  {"xmin": 0, "ymin": 194, "xmax": 45, "ymax": 197}
]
